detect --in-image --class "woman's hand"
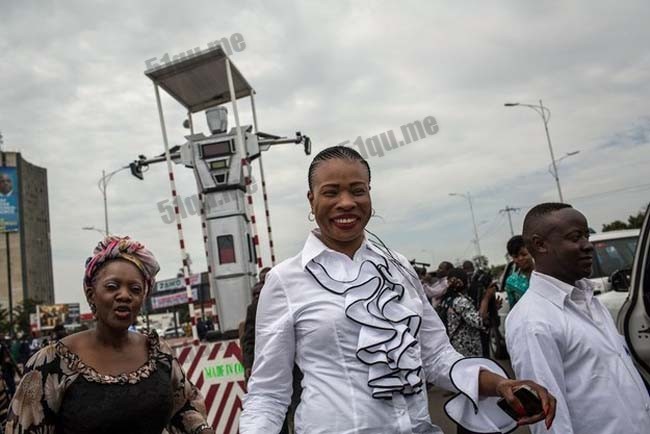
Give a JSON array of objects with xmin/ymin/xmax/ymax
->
[{"xmin": 495, "ymin": 378, "xmax": 556, "ymax": 429}]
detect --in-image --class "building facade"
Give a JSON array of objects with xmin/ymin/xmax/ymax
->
[{"xmin": 0, "ymin": 151, "xmax": 55, "ymax": 313}]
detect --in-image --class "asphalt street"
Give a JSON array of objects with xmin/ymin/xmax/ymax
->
[{"xmin": 427, "ymin": 357, "xmax": 531, "ymax": 434}]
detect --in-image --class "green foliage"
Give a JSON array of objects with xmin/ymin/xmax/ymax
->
[
  {"xmin": 602, "ymin": 207, "xmax": 647, "ymax": 232},
  {"xmin": 490, "ymin": 264, "xmax": 507, "ymax": 280},
  {"xmin": 0, "ymin": 298, "xmax": 42, "ymax": 337}
]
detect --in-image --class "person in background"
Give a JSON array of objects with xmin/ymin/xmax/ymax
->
[
  {"xmin": 506, "ymin": 203, "xmax": 650, "ymax": 434},
  {"xmin": 440, "ymin": 268, "xmax": 497, "ymax": 434},
  {"xmin": 504, "ymin": 235, "xmax": 534, "ymax": 308},
  {"xmin": 52, "ymin": 320, "xmax": 67, "ymax": 341},
  {"xmin": 5, "ymin": 236, "xmax": 213, "ymax": 434},
  {"xmin": 0, "ymin": 341, "xmax": 20, "ymax": 398},
  {"xmin": 28, "ymin": 333, "xmax": 41, "ymax": 358},
  {"xmin": 242, "ymin": 267, "xmax": 271, "ymax": 383},
  {"xmin": 17, "ymin": 337, "xmax": 30, "ymax": 367},
  {"xmin": 462, "ymin": 261, "xmax": 498, "ymax": 358},
  {"xmin": 197, "ymin": 318, "xmax": 207, "ymax": 341},
  {"xmin": 440, "ymin": 268, "xmax": 493, "ymax": 358},
  {"xmin": 424, "ymin": 261, "xmax": 453, "ymax": 307}
]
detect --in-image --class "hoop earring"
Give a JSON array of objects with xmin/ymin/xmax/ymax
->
[
  {"xmin": 308, "ymin": 211, "xmax": 315, "ymax": 222},
  {"xmin": 372, "ymin": 208, "xmax": 376, "ymax": 217},
  {"xmin": 89, "ymin": 302, "xmax": 97, "ymax": 315}
]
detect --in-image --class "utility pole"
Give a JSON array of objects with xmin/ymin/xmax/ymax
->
[
  {"xmin": 499, "ymin": 205, "xmax": 521, "ymax": 237},
  {"xmin": 449, "ymin": 192, "xmax": 482, "ymax": 257}
]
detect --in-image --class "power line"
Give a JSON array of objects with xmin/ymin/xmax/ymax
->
[
  {"xmin": 499, "ymin": 206, "xmax": 521, "ymax": 236},
  {"xmin": 514, "ymin": 182, "xmax": 650, "ymax": 210},
  {"xmin": 569, "ymin": 183, "xmax": 650, "ymax": 202}
]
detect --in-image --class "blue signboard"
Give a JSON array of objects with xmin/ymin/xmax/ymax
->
[{"xmin": 0, "ymin": 167, "xmax": 19, "ymax": 233}]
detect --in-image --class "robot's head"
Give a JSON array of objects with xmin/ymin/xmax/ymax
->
[{"xmin": 206, "ymin": 107, "xmax": 228, "ymax": 135}]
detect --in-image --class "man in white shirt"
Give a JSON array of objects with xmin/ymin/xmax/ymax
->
[{"xmin": 506, "ymin": 202, "xmax": 650, "ymax": 434}]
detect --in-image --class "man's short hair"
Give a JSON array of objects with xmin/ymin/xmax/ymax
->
[
  {"xmin": 522, "ymin": 202, "xmax": 573, "ymax": 251},
  {"xmin": 506, "ymin": 235, "xmax": 525, "ymax": 256},
  {"xmin": 462, "ymin": 260, "xmax": 474, "ymax": 271}
]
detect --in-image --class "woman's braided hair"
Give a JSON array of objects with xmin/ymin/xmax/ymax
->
[{"xmin": 307, "ymin": 145, "xmax": 371, "ymax": 191}]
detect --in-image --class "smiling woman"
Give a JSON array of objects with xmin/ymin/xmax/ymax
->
[
  {"xmin": 4, "ymin": 236, "xmax": 214, "ymax": 434},
  {"xmin": 240, "ymin": 146, "xmax": 557, "ymax": 434}
]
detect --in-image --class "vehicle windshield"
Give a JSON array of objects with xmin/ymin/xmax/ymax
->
[{"xmin": 592, "ymin": 236, "xmax": 638, "ymax": 278}]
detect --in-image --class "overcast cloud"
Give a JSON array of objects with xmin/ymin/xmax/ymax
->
[{"xmin": 1, "ymin": 0, "xmax": 649, "ymax": 309}]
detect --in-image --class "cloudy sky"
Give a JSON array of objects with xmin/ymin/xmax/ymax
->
[{"xmin": 2, "ymin": 1, "xmax": 649, "ymax": 309}]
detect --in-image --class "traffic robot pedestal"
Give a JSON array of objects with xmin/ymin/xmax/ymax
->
[{"xmin": 131, "ymin": 45, "xmax": 311, "ymax": 432}]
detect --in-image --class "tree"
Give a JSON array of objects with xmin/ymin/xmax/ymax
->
[
  {"xmin": 13, "ymin": 299, "xmax": 42, "ymax": 337},
  {"xmin": 602, "ymin": 207, "xmax": 647, "ymax": 232},
  {"xmin": 489, "ymin": 264, "xmax": 507, "ymax": 280},
  {"xmin": 602, "ymin": 220, "xmax": 629, "ymax": 232}
]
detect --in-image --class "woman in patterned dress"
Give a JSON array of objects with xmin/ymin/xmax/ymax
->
[
  {"xmin": 440, "ymin": 268, "xmax": 494, "ymax": 358},
  {"xmin": 4, "ymin": 236, "xmax": 213, "ymax": 434}
]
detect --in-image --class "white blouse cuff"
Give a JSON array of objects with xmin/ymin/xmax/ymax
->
[{"xmin": 444, "ymin": 357, "xmax": 517, "ymax": 434}]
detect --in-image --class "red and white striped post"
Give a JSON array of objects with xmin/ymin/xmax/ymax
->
[
  {"xmin": 241, "ymin": 158, "xmax": 263, "ymax": 269},
  {"xmin": 250, "ymin": 93, "xmax": 277, "ymax": 266},
  {"xmin": 226, "ymin": 58, "xmax": 262, "ymax": 272},
  {"xmin": 154, "ymin": 84, "xmax": 199, "ymax": 345}
]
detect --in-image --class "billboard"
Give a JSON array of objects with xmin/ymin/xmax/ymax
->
[
  {"xmin": 0, "ymin": 167, "xmax": 19, "ymax": 233},
  {"xmin": 153, "ymin": 274, "xmax": 201, "ymax": 293},
  {"xmin": 151, "ymin": 288, "xmax": 200, "ymax": 310},
  {"xmin": 36, "ymin": 303, "xmax": 81, "ymax": 330}
]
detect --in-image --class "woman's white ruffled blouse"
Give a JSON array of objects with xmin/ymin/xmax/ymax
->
[{"xmin": 240, "ymin": 232, "xmax": 515, "ymax": 434}]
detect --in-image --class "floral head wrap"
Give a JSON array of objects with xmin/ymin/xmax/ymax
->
[{"xmin": 83, "ymin": 236, "xmax": 160, "ymax": 297}]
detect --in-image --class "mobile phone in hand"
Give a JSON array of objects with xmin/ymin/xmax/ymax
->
[{"xmin": 497, "ymin": 386, "xmax": 544, "ymax": 421}]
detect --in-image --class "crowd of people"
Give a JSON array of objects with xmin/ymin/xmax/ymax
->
[{"xmin": 0, "ymin": 144, "xmax": 647, "ymax": 434}]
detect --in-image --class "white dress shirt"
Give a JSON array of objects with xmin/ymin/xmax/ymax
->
[
  {"xmin": 506, "ymin": 271, "xmax": 650, "ymax": 434},
  {"xmin": 240, "ymin": 232, "xmax": 517, "ymax": 434}
]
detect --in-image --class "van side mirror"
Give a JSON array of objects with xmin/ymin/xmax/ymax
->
[{"xmin": 609, "ymin": 268, "xmax": 631, "ymax": 291}]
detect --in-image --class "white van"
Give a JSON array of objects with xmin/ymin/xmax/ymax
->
[
  {"xmin": 589, "ymin": 229, "xmax": 639, "ymax": 294},
  {"xmin": 591, "ymin": 229, "xmax": 639, "ymax": 320}
]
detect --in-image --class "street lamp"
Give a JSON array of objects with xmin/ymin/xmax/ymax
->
[
  {"xmin": 82, "ymin": 226, "xmax": 108, "ymax": 237},
  {"xmin": 449, "ymin": 192, "xmax": 482, "ymax": 257},
  {"xmin": 549, "ymin": 150, "xmax": 580, "ymax": 177},
  {"xmin": 97, "ymin": 166, "xmax": 129, "ymax": 236},
  {"xmin": 504, "ymin": 100, "xmax": 565, "ymax": 202}
]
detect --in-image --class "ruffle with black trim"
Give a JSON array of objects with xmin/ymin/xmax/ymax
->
[{"xmin": 306, "ymin": 256, "xmax": 423, "ymax": 399}]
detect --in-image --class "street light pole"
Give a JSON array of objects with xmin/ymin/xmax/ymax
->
[
  {"xmin": 504, "ymin": 100, "xmax": 564, "ymax": 202},
  {"xmin": 450, "ymin": 192, "xmax": 482, "ymax": 257},
  {"xmin": 539, "ymin": 100, "xmax": 563, "ymax": 203},
  {"xmin": 102, "ymin": 169, "xmax": 109, "ymax": 236},
  {"xmin": 97, "ymin": 166, "xmax": 128, "ymax": 237}
]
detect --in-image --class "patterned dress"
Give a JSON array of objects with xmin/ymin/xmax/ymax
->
[
  {"xmin": 4, "ymin": 331, "xmax": 209, "ymax": 434},
  {"xmin": 446, "ymin": 295, "xmax": 485, "ymax": 357}
]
